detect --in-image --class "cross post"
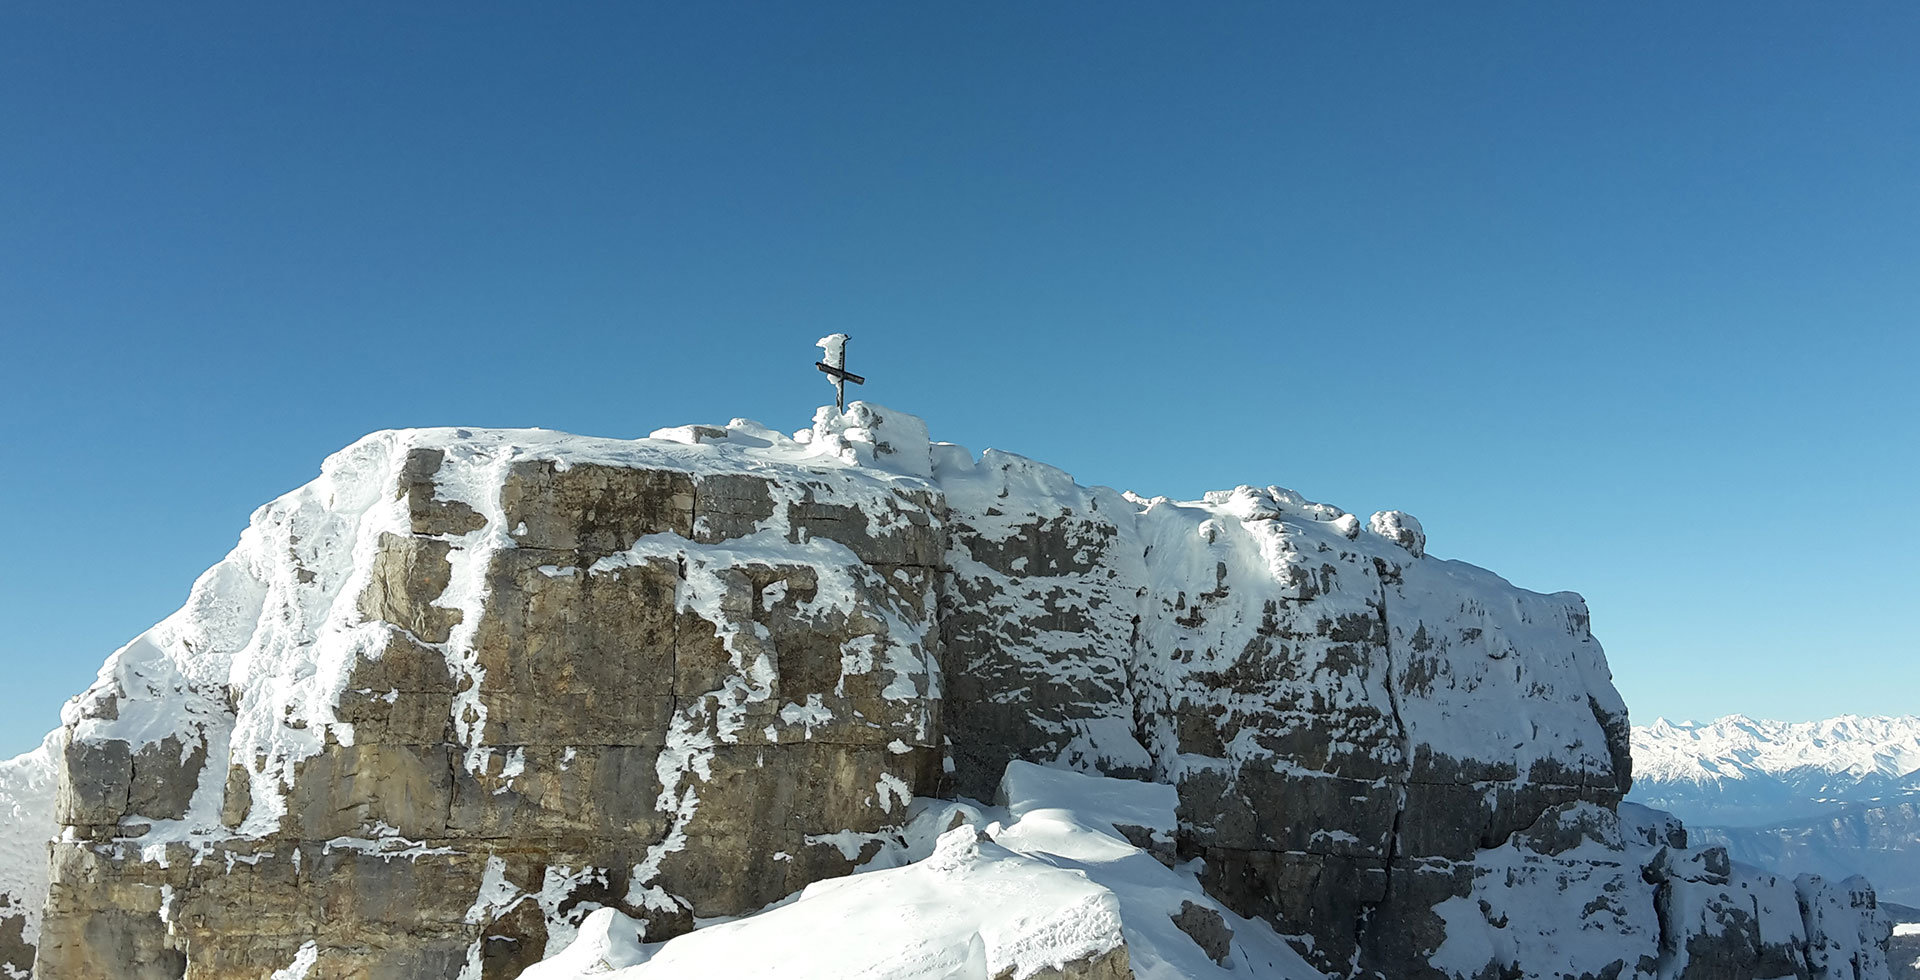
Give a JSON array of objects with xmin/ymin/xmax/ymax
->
[{"xmin": 815, "ymin": 333, "xmax": 865, "ymax": 411}]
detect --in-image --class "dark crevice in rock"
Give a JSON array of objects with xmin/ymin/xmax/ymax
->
[
  {"xmin": 1356, "ymin": 566, "xmax": 1412, "ymax": 975},
  {"xmin": 1793, "ymin": 886, "xmax": 1818, "ymax": 980},
  {"xmin": 1587, "ymin": 693, "xmax": 1635, "ymax": 797}
]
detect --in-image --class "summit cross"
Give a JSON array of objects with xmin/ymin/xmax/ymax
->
[{"xmin": 815, "ymin": 333, "xmax": 865, "ymax": 411}]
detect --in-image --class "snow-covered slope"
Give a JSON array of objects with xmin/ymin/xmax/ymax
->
[
  {"xmin": 0, "ymin": 735, "xmax": 56, "ymax": 978},
  {"xmin": 525, "ymin": 763, "xmax": 1322, "ymax": 980},
  {"xmin": 523, "ymin": 763, "xmax": 1896, "ymax": 980}
]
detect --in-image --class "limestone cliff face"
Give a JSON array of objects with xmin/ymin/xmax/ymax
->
[
  {"xmin": 1, "ymin": 404, "xmax": 1894, "ymax": 979},
  {"xmin": 32, "ymin": 414, "xmax": 946, "ymax": 979},
  {"xmin": 931, "ymin": 453, "xmax": 1883, "ymax": 979}
]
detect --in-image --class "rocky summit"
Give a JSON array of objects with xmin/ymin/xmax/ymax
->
[{"xmin": 0, "ymin": 404, "xmax": 1892, "ymax": 979}]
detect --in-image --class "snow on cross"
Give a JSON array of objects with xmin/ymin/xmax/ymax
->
[{"xmin": 815, "ymin": 333, "xmax": 865, "ymax": 411}]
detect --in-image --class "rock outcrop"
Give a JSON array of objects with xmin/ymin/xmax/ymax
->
[
  {"xmin": 934, "ymin": 451, "xmax": 1886, "ymax": 979},
  {"xmin": 0, "ymin": 403, "xmax": 1893, "ymax": 978},
  {"xmin": 30, "ymin": 412, "xmax": 946, "ymax": 978}
]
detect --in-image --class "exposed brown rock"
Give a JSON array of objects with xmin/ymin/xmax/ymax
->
[
  {"xmin": 1170, "ymin": 900, "xmax": 1233, "ymax": 964},
  {"xmin": 36, "ymin": 450, "xmax": 946, "ymax": 978},
  {"xmin": 998, "ymin": 943, "xmax": 1133, "ymax": 980}
]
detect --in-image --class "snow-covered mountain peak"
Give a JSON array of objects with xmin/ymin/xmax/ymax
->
[
  {"xmin": 0, "ymin": 407, "xmax": 1893, "ymax": 979},
  {"xmin": 1630, "ymin": 712, "xmax": 1920, "ymax": 909},
  {"xmin": 1632, "ymin": 713, "xmax": 1920, "ymax": 786}
]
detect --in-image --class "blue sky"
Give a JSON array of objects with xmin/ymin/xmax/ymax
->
[{"xmin": 2, "ymin": 3, "xmax": 1915, "ymax": 755}]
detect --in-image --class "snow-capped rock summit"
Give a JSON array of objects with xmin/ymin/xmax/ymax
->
[{"xmin": 0, "ymin": 405, "xmax": 1893, "ymax": 979}]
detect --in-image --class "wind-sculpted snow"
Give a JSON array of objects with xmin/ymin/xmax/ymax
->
[
  {"xmin": 525, "ymin": 762, "xmax": 1322, "ymax": 980},
  {"xmin": 0, "ymin": 403, "xmax": 1894, "ymax": 978},
  {"xmin": 535, "ymin": 827, "xmax": 1128, "ymax": 980}
]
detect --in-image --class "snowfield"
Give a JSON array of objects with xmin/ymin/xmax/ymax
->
[{"xmin": 523, "ymin": 762, "xmax": 1321, "ymax": 979}]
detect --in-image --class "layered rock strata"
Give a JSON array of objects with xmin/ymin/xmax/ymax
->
[
  {"xmin": 934, "ymin": 451, "xmax": 1886, "ymax": 978},
  {"xmin": 32, "ymin": 412, "xmax": 945, "ymax": 978},
  {"xmin": 0, "ymin": 403, "xmax": 1893, "ymax": 979}
]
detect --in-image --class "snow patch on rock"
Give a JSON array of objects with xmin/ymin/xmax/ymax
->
[{"xmin": 0, "ymin": 733, "xmax": 57, "ymax": 954}]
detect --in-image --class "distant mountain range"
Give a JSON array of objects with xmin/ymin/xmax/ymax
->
[{"xmin": 1631, "ymin": 714, "xmax": 1920, "ymax": 905}]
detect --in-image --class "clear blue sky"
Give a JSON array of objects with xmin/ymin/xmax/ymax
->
[{"xmin": 3, "ymin": 3, "xmax": 1915, "ymax": 756}]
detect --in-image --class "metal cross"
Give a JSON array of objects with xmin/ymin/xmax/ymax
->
[{"xmin": 815, "ymin": 333, "xmax": 865, "ymax": 411}]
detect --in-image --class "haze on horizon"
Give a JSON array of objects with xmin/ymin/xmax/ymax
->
[{"xmin": 2, "ymin": 2, "xmax": 1914, "ymax": 756}]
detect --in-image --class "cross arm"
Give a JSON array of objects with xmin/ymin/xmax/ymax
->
[{"xmin": 816, "ymin": 363, "xmax": 866, "ymax": 385}]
